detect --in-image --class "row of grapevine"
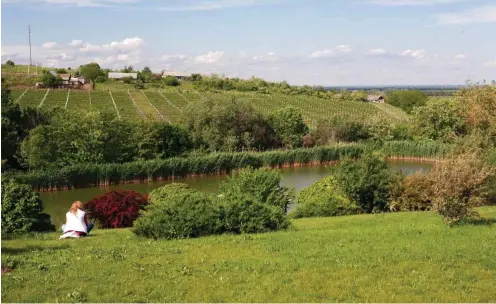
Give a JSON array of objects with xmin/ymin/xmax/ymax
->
[{"xmin": 9, "ymin": 88, "xmax": 409, "ymax": 126}]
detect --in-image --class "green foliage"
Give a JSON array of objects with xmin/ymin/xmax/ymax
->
[
  {"xmin": 313, "ymin": 117, "xmax": 370, "ymax": 144},
  {"xmin": 94, "ymin": 75, "xmax": 108, "ymax": 83},
  {"xmin": 413, "ymin": 99, "xmax": 467, "ymax": 142},
  {"xmin": 19, "ymin": 110, "xmax": 191, "ymax": 170},
  {"xmin": 55, "ymin": 68, "xmax": 67, "ymax": 74},
  {"xmin": 184, "ymin": 98, "xmax": 278, "ymax": 152},
  {"xmin": 134, "ymin": 79, "xmax": 145, "ymax": 89},
  {"xmin": 121, "ymin": 77, "xmax": 134, "ymax": 84},
  {"xmin": 133, "ymin": 185, "xmax": 221, "ymax": 239},
  {"xmin": 191, "ymin": 73, "xmax": 202, "ymax": 81},
  {"xmin": 133, "ymin": 122, "xmax": 192, "ymax": 160},
  {"xmin": 219, "ymin": 167, "xmax": 294, "ymax": 212},
  {"xmin": 9, "ymin": 145, "xmax": 365, "ymax": 191},
  {"xmin": 387, "ymin": 90, "xmax": 428, "ymax": 113},
  {"xmin": 139, "ymin": 67, "xmax": 153, "ymax": 83},
  {"xmin": 218, "ymin": 195, "xmax": 290, "ymax": 234},
  {"xmin": 291, "ymin": 176, "xmax": 360, "ymax": 218},
  {"xmin": 269, "ymin": 107, "xmax": 309, "ymax": 148},
  {"xmin": 164, "ymin": 76, "xmax": 180, "ymax": 86},
  {"xmin": 380, "ymin": 140, "xmax": 453, "ymax": 159},
  {"xmin": 39, "ymin": 70, "xmax": 62, "ymax": 87},
  {"xmin": 1, "ymin": 83, "xmax": 23, "ymax": 168},
  {"xmin": 79, "ymin": 63, "xmax": 104, "ymax": 81},
  {"xmin": 5, "ymin": 60, "xmax": 15, "ymax": 66},
  {"xmin": 1, "ymin": 177, "xmax": 54, "ymax": 234},
  {"xmin": 121, "ymin": 65, "xmax": 134, "ymax": 73},
  {"xmin": 333, "ymin": 154, "xmax": 399, "ymax": 213}
]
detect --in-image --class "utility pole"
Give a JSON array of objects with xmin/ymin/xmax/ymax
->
[{"xmin": 28, "ymin": 25, "xmax": 32, "ymax": 73}]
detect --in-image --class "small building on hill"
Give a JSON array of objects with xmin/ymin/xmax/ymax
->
[
  {"xmin": 108, "ymin": 72, "xmax": 138, "ymax": 80},
  {"xmin": 162, "ymin": 71, "xmax": 191, "ymax": 80},
  {"xmin": 366, "ymin": 95, "xmax": 386, "ymax": 103}
]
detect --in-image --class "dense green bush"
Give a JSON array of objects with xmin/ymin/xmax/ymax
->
[
  {"xmin": 313, "ymin": 118, "xmax": 370, "ymax": 144},
  {"xmin": 133, "ymin": 184, "xmax": 221, "ymax": 239},
  {"xmin": 19, "ymin": 110, "xmax": 192, "ymax": 169},
  {"xmin": 184, "ymin": 98, "xmax": 278, "ymax": 152},
  {"xmin": 333, "ymin": 154, "xmax": 400, "ymax": 213},
  {"xmin": 218, "ymin": 195, "xmax": 290, "ymax": 234},
  {"xmin": 413, "ymin": 99, "xmax": 467, "ymax": 142},
  {"xmin": 94, "ymin": 75, "xmax": 108, "ymax": 83},
  {"xmin": 219, "ymin": 167, "xmax": 294, "ymax": 212},
  {"xmin": 217, "ymin": 167, "xmax": 291, "ymax": 233},
  {"xmin": 164, "ymin": 76, "xmax": 180, "ymax": 86},
  {"xmin": 387, "ymin": 90, "xmax": 428, "ymax": 113},
  {"xmin": 291, "ymin": 176, "xmax": 360, "ymax": 218},
  {"xmin": 1, "ymin": 177, "xmax": 54, "ymax": 234},
  {"xmin": 269, "ymin": 107, "xmax": 309, "ymax": 149}
]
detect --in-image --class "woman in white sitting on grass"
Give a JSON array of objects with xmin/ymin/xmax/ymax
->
[{"xmin": 60, "ymin": 201, "xmax": 94, "ymax": 239}]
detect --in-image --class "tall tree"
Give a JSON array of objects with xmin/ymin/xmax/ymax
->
[
  {"xmin": 79, "ymin": 62, "xmax": 104, "ymax": 81},
  {"xmin": 1, "ymin": 81, "xmax": 23, "ymax": 168},
  {"xmin": 269, "ymin": 107, "xmax": 309, "ymax": 149}
]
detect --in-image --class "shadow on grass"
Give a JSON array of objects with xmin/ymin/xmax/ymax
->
[
  {"xmin": 464, "ymin": 217, "xmax": 496, "ymax": 226},
  {"xmin": 1, "ymin": 244, "xmax": 70, "ymax": 255}
]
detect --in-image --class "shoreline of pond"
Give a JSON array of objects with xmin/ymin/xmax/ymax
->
[{"xmin": 33, "ymin": 156, "xmax": 442, "ymax": 193}]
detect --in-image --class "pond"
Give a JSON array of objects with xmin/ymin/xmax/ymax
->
[{"xmin": 41, "ymin": 161, "xmax": 433, "ymax": 227}]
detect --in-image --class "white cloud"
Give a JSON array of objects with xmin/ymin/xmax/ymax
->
[
  {"xmin": 46, "ymin": 53, "xmax": 74, "ymax": 61},
  {"xmin": 42, "ymin": 41, "xmax": 57, "ymax": 49},
  {"xmin": 485, "ymin": 60, "xmax": 496, "ymax": 67},
  {"xmin": 79, "ymin": 44, "xmax": 102, "ymax": 53},
  {"xmin": 454, "ymin": 54, "xmax": 466, "ymax": 60},
  {"xmin": 436, "ymin": 5, "xmax": 496, "ymax": 25},
  {"xmin": 160, "ymin": 54, "xmax": 188, "ymax": 62},
  {"xmin": 103, "ymin": 37, "xmax": 144, "ymax": 52},
  {"xmin": 310, "ymin": 45, "xmax": 352, "ymax": 59},
  {"xmin": 69, "ymin": 40, "xmax": 84, "ymax": 47},
  {"xmin": 400, "ymin": 49, "xmax": 426, "ymax": 59},
  {"xmin": 195, "ymin": 51, "xmax": 224, "ymax": 64},
  {"xmin": 117, "ymin": 54, "xmax": 129, "ymax": 61},
  {"xmin": 368, "ymin": 48, "xmax": 387, "ymax": 55}
]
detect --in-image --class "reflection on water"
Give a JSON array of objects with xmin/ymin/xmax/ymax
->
[{"xmin": 41, "ymin": 161, "xmax": 434, "ymax": 227}]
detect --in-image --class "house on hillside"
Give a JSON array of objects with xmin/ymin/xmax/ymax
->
[
  {"xmin": 36, "ymin": 74, "xmax": 91, "ymax": 90},
  {"xmin": 366, "ymin": 95, "xmax": 386, "ymax": 103},
  {"xmin": 59, "ymin": 74, "xmax": 72, "ymax": 84},
  {"xmin": 162, "ymin": 71, "xmax": 191, "ymax": 80},
  {"xmin": 108, "ymin": 72, "xmax": 138, "ymax": 80}
]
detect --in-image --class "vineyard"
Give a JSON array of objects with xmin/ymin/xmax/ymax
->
[{"xmin": 10, "ymin": 88, "xmax": 409, "ymax": 127}]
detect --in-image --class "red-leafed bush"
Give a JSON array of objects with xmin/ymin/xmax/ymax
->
[{"xmin": 85, "ymin": 190, "xmax": 148, "ymax": 229}]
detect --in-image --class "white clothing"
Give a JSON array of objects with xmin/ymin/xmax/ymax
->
[
  {"xmin": 59, "ymin": 230, "xmax": 80, "ymax": 239},
  {"xmin": 62, "ymin": 209, "xmax": 88, "ymax": 234}
]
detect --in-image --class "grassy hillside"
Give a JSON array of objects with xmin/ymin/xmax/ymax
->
[
  {"xmin": 2, "ymin": 207, "xmax": 495, "ymax": 302},
  {"xmin": 9, "ymin": 87, "xmax": 409, "ymax": 127}
]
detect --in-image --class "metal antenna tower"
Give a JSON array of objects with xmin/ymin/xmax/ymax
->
[{"xmin": 28, "ymin": 25, "xmax": 32, "ymax": 72}]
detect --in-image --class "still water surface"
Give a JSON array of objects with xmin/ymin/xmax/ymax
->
[{"xmin": 41, "ymin": 161, "xmax": 433, "ymax": 227}]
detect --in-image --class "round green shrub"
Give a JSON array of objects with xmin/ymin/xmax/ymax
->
[
  {"xmin": 218, "ymin": 195, "xmax": 290, "ymax": 234},
  {"xmin": 290, "ymin": 176, "xmax": 360, "ymax": 218},
  {"xmin": 1, "ymin": 177, "xmax": 54, "ymax": 234},
  {"xmin": 132, "ymin": 184, "xmax": 221, "ymax": 239}
]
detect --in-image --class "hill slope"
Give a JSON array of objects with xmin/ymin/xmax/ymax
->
[
  {"xmin": 2, "ymin": 207, "xmax": 495, "ymax": 302},
  {"xmin": 10, "ymin": 88, "xmax": 409, "ymax": 126}
]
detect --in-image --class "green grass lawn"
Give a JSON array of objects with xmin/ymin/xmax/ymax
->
[{"xmin": 2, "ymin": 207, "xmax": 496, "ymax": 303}]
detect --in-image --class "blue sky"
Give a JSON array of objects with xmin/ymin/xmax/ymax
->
[{"xmin": 2, "ymin": 0, "xmax": 495, "ymax": 85}]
